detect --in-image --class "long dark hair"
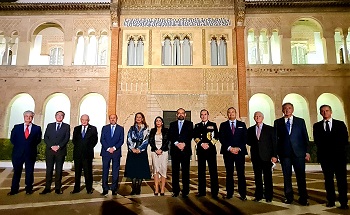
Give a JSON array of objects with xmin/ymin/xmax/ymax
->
[
  {"xmin": 153, "ymin": 116, "xmax": 165, "ymax": 129},
  {"xmin": 134, "ymin": 112, "xmax": 148, "ymax": 128}
]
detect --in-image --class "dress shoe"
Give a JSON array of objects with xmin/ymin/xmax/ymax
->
[
  {"xmin": 112, "ymin": 191, "xmax": 117, "ymax": 196},
  {"xmin": 298, "ymin": 200, "xmax": 309, "ymax": 206},
  {"xmin": 338, "ymin": 204, "xmax": 349, "ymax": 210},
  {"xmin": 40, "ymin": 189, "xmax": 51, "ymax": 195},
  {"xmin": 87, "ymin": 190, "xmax": 93, "ymax": 194},
  {"xmin": 55, "ymin": 190, "xmax": 63, "ymax": 194},
  {"xmin": 253, "ymin": 198, "xmax": 262, "ymax": 202},
  {"xmin": 172, "ymin": 193, "xmax": 179, "ymax": 197},
  {"xmin": 326, "ymin": 202, "xmax": 335, "ymax": 207},
  {"xmin": 26, "ymin": 190, "xmax": 34, "ymax": 195},
  {"xmin": 239, "ymin": 196, "xmax": 247, "ymax": 201},
  {"xmin": 266, "ymin": 199, "xmax": 272, "ymax": 203},
  {"xmin": 7, "ymin": 191, "xmax": 18, "ymax": 196},
  {"xmin": 196, "ymin": 193, "xmax": 205, "ymax": 197},
  {"xmin": 101, "ymin": 190, "xmax": 108, "ymax": 196},
  {"xmin": 224, "ymin": 195, "xmax": 232, "ymax": 199},
  {"xmin": 283, "ymin": 199, "xmax": 293, "ymax": 204},
  {"xmin": 70, "ymin": 190, "xmax": 80, "ymax": 194},
  {"xmin": 160, "ymin": 193, "xmax": 165, "ymax": 196}
]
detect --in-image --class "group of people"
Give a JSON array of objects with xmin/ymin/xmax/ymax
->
[{"xmin": 7, "ymin": 103, "xmax": 349, "ymax": 210}]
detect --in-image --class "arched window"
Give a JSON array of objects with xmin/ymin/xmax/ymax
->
[
  {"xmin": 98, "ymin": 31, "xmax": 108, "ymax": 65},
  {"xmin": 249, "ymin": 93, "xmax": 275, "ymax": 126},
  {"xmin": 182, "ymin": 37, "xmax": 191, "ymax": 65},
  {"xmin": 127, "ymin": 37, "xmax": 135, "ymax": 66},
  {"xmin": 86, "ymin": 31, "xmax": 97, "ymax": 65},
  {"xmin": 162, "ymin": 36, "xmax": 172, "ymax": 65},
  {"xmin": 162, "ymin": 35, "xmax": 192, "ymax": 66},
  {"xmin": 316, "ymin": 93, "xmax": 346, "ymax": 126},
  {"xmin": 247, "ymin": 29, "xmax": 257, "ymax": 64},
  {"xmin": 291, "ymin": 18, "xmax": 325, "ymax": 64},
  {"xmin": 218, "ymin": 36, "xmax": 227, "ymax": 65},
  {"xmin": 210, "ymin": 37, "xmax": 218, "ymax": 65},
  {"xmin": 74, "ymin": 31, "xmax": 84, "ymax": 65},
  {"xmin": 136, "ymin": 37, "xmax": 144, "ymax": 66},
  {"xmin": 49, "ymin": 47, "xmax": 63, "ymax": 65}
]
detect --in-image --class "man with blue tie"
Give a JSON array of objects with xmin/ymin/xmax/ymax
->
[
  {"xmin": 100, "ymin": 114, "xmax": 124, "ymax": 196},
  {"xmin": 8, "ymin": 110, "xmax": 42, "ymax": 196},
  {"xmin": 40, "ymin": 111, "xmax": 70, "ymax": 195},
  {"xmin": 219, "ymin": 107, "xmax": 247, "ymax": 200},
  {"xmin": 168, "ymin": 108, "xmax": 193, "ymax": 198},
  {"xmin": 71, "ymin": 114, "xmax": 98, "ymax": 194},
  {"xmin": 274, "ymin": 102, "xmax": 310, "ymax": 206}
]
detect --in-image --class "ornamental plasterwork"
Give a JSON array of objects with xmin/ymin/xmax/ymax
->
[
  {"xmin": 123, "ymin": 18, "xmax": 231, "ymax": 28},
  {"xmin": 0, "ymin": 19, "xmax": 21, "ymax": 36},
  {"xmin": 73, "ymin": 19, "xmax": 110, "ymax": 33},
  {"xmin": 155, "ymin": 94, "xmax": 201, "ymax": 111},
  {"xmin": 161, "ymin": 33, "xmax": 193, "ymax": 40},
  {"xmin": 209, "ymin": 34, "xmax": 229, "ymax": 41},
  {"xmin": 120, "ymin": 0, "xmax": 234, "ymax": 9},
  {"xmin": 125, "ymin": 34, "xmax": 146, "ymax": 41},
  {"xmin": 205, "ymin": 68, "xmax": 237, "ymax": 91},
  {"xmin": 245, "ymin": 17, "xmax": 281, "ymax": 33},
  {"xmin": 119, "ymin": 68, "xmax": 149, "ymax": 92}
]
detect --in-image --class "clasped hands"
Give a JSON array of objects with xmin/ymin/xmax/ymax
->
[
  {"xmin": 201, "ymin": 143, "xmax": 209, "ymax": 150},
  {"xmin": 51, "ymin": 145, "xmax": 59, "ymax": 152},
  {"xmin": 155, "ymin": 149, "xmax": 163, "ymax": 155},
  {"xmin": 177, "ymin": 142, "xmax": 186, "ymax": 151},
  {"xmin": 229, "ymin": 147, "xmax": 240, "ymax": 154},
  {"xmin": 131, "ymin": 148, "xmax": 141, "ymax": 154}
]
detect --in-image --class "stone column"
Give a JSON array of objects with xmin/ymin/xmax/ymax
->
[
  {"xmin": 82, "ymin": 35, "xmax": 89, "ymax": 65},
  {"xmin": 343, "ymin": 32, "xmax": 349, "ymax": 64},
  {"xmin": 268, "ymin": 34, "xmax": 273, "ymax": 64},
  {"xmin": 63, "ymin": 38, "xmax": 74, "ymax": 66},
  {"xmin": 325, "ymin": 37, "xmax": 337, "ymax": 64},
  {"xmin": 255, "ymin": 35, "xmax": 261, "ymax": 64},
  {"xmin": 281, "ymin": 36, "xmax": 292, "ymax": 65},
  {"xmin": 16, "ymin": 41, "xmax": 31, "ymax": 66},
  {"xmin": 235, "ymin": 26, "xmax": 247, "ymax": 118},
  {"xmin": 108, "ymin": 3, "xmax": 121, "ymax": 115},
  {"xmin": 1, "ymin": 37, "xmax": 9, "ymax": 65}
]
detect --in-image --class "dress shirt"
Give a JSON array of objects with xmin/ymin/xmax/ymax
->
[
  {"xmin": 323, "ymin": 118, "xmax": 333, "ymax": 131},
  {"xmin": 284, "ymin": 115, "xmax": 293, "ymax": 134},
  {"xmin": 23, "ymin": 123, "xmax": 32, "ymax": 133},
  {"xmin": 255, "ymin": 123, "xmax": 263, "ymax": 138},
  {"xmin": 227, "ymin": 119, "xmax": 239, "ymax": 151}
]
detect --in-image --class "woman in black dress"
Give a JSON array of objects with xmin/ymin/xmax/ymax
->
[{"xmin": 124, "ymin": 112, "xmax": 151, "ymax": 195}]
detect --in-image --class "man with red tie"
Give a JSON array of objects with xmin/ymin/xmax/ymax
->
[
  {"xmin": 219, "ymin": 107, "xmax": 247, "ymax": 200},
  {"xmin": 8, "ymin": 110, "xmax": 42, "ymax": 196}
]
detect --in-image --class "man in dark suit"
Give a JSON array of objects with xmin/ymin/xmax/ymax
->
[
  {"xmin": 193, "ymin": 109, "xmax": 219, "ymax": 199},
  {"xmin": 100, "ymin": 114, "xmax": 124, "ymax": 196},
  {"xmin": 247, "ymin": 111, "xmax": 277, "ymax": 202},
  {"xmin": 168, "ymin": 108, "xmax": 193, "ymax": 198},
  {"xmin": 8, "ymin": 110, "xmax": 42, "ymax": 196},
  {"xmin": 40, "ymin": 111, "xmax": 70, "ymax": 195},
  {"xmin": 274, "ymin": 102, "xmax": 310, "ymax": 206},
  {"xmin": 313, "ymin": 104, "xmax": 349, "ymax": 209},
  {"xmin": 71, "ymin": 114, "xmax": 98, "ymax": 194},
  {"xmin": 219, "ymin": 107, "xmax": 247, "ymax": 200}
]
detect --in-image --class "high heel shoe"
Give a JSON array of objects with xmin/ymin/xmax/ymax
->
[
  {"xmin": 154, "ymin": 192, "xmax": 159, "ymax": 196},
  {"xmin": 160, "ymin": 193, "xmax": 165, "ymax": 196}
]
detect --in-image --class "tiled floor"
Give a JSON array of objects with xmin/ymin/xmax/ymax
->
[{"xmin": 0, "ymin": 162, "xmax": 349, "ymax": 215}]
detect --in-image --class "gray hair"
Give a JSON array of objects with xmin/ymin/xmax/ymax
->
[
  {"xmin": 254, "ymin": 111, "xmax": 264, "ymax": 117},
  {"xmin": 23, "ymin": 110, "xmax": 35, "ymax": 116}
]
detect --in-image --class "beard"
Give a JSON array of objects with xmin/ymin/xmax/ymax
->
[{"xmin": 177, "ymin": 115, "xmax": 185, "ymax": 120}]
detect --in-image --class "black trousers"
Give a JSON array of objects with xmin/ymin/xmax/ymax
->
[
  {"xmin": 197, "ymin": 153, "xmax": 218, "ymax": 196},
  {"xmin": 171, "ymin": 153, "xmax": 190, "ymax": 195},
  {"xmin": 73, "ymin": 158, "xmax": 93, "ymax": 192},
  {"xmin": 223, "ymin": 152, "xmax": 246, "ymax": 197},
  {"xmin": 321, "ymin": 160, "xmax": 348, "ymax": 205},
  {"xmin": 11, "ymin": 156, "xmax": 35, "ymax": 192},
  {"xmin": 45, "ymin": 150, "xmax": 65, "ymax": 190},
  {"xmin": 252, "ymin": 159, "xmax": 273, "ymax": 200}
]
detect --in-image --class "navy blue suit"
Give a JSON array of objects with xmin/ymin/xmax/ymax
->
[
  {"xmin": 100, "ymin": 124, "xmax": 124, "ymax": 192},
  {"xmin": 219, "ymin": 120, "xmax": 247, "ymax": 198},
  {"xmin": 274, "ymin": 116, "xmax": 309, "ymax": 202},
  {"xmin": 43, "ymin": 122, "xmax": 70, "ymax": 191},
  {"xmin": 10, "ymin": 123, "xmax": 42, "ymax": 193},
  {"xmin": 313, "ymin": 119, "xmax": 349, "ymax": 205},
  {"xmin": 168, "ymin": 120, "xmax": 193, "ymax": 196}
]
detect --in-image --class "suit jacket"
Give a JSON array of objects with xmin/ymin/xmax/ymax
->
[
  {"xmin": 44, "ymin": 122, "xmax": 70, "ymax": 156},
  {"xmin": 219, "ymin": 120, "xmax": 247, "ymax": 155},
  {"xmin": 274, "ymin": 116, "xmax": 309, "ymax": 158},
  {"xmin": 168, "ymin": 120, "xmax": 193, "ymax": 156},
  {"xmin": 100, "ymin": 124, "xmax": 124, "ymax": 157},
  {"xmin": 193, "ymin": 121, "xmax": 219, "ymax": 155},
  {"xmin": 313, "ymin": 119, "xmax": 349, "ymax": 163},
  {"xmin": 72, "ymin": 124, "xmax": 98, "ymax": 160},
  {"xmin": 247, "ymin": 123, "xmax": 277, "ymax": 162},
  {"xmin": 10, "ymin": 123, "xmax": 42, "ymax": 161},
  {"xmin": 149, "ymin": 127, "xmax": 169, "ymax": 152}
]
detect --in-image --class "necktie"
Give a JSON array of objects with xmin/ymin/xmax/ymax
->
[
  {"xmin": 56, "ymin": 123, "xmax": 60, "ymax": 131},
  {"xmin": 25, "ymin": 124, "xmax": 30, "ymax": 139},
  {"xmin": 111, "ymin": 125, "xmax": 115, "ymax": 138},
  {"xmin": 82, "ymin": 126, "xmax": 86, "ymax": 138},
  {"xmin": 325, "ymin": 120, "xmax": 330, "ymax": 132},
  {"xmin": 286, "ymin": 118, "xmax": 291, "ymax": 135},
  {"xmin": 179, "ymin": 121, "xmax": 183, "ymax": 134},
  {"xmin": 256, "ymin": 125, "xmax": 261, "ymax": 140},
  {"xmin": 231, "ymin": 121, "xmax": 235, "ymax": 135}
]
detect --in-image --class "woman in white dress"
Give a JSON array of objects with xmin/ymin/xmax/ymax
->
[{"xmin": 149, "ymin": 116, "xmax": 169, "ymax": 196}]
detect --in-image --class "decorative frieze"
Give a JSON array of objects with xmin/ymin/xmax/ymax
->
[{"xmin": 123, "ymin": 18, "xmax": 231, "ymax": 28}]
